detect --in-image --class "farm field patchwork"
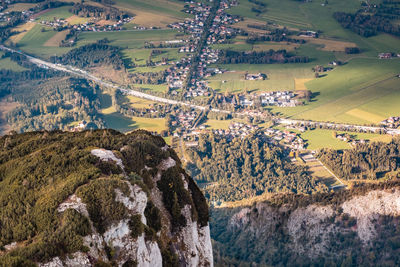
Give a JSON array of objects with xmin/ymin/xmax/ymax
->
[{"xmin": 270, "ymin": 58, "xmax": 400, "ymax": 124}]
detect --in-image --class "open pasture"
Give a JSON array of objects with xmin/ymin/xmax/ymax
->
[
  {"xmin": 126, "ymin": 95, "xmax": 158, "ymax": 108},
  {"xmin": 113, "ymin": 0, "xmax": 189, "ymax": 28},
  {"xmin": 0, "ymin": 54, "xmax": 28, "ymax": 71},
  {"xmin": 102, "ymin": 112, "xmax": 166, "ymax": 133},
  {"xmin": 35, "ymin": 6, "xmax": 74, "ymax": 21},
  {"xmin": 271, "ymin": 58, "xmax": 400, "ymax": 124},
  {"xmin": 78, "ymin": 29, "xmax": 183, "ymax": 49},
  {"xmin": 14, "ymin": 24, "xmax": 74, "ymax": 58},
  {"xmin": 44, "ymin": 30, "xmax": 69, "ymax": 47},
  {"xmin": 7, "ymin": 22, "xmax": 36, "ymax": 44},
  {"xmin": 5, "ymin": 3, "xmax": 37, "ymax": 12}
]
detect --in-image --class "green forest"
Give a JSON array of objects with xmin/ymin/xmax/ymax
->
[
  {"xmin": 318, "ymin": 137, "xmax": 400, "ymax": 181},
  {"xmin": 186, "ymin": 133, "xmax": 328, "ymax": 202}
]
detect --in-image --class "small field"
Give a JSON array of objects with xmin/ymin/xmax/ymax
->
[
  {"xmin": 102, "ymin": 112, "xmax": 166, "ymax": 133},
  {"xmin": 113, "ymin": 0, "xmax": 189, "ymax": 28},
  {"xmin": 44, "ymin": 30, "xmax": 69, "ymax": 47},
  {"xmin": 298, "ymin": 129, "xmax": 392, "ymax": 150},
  {"xmin": 7, "ymin": 22, "xmax": 36, "ymax": 44},
  {"xmin": 99, "ymin": 92, "xmax": 166, "ymax": 133},
  {"xmin": 0, "ymin": 98, "xmax": 20, "ymax": 135},
  {"xmin": 78, "ymin": 29, "xmax": 184, "ymax": 49},
  {"xmin": 5, "ymin": 3, "xmax": 37, "ymax": 12},
  {"xmin": 131, "ymin": 84, "xmax": 168, "ymax": 94},
  {"xmin": 207, "ymin": 64, "xmax": 315, "ymax": 93},
  {"xmin": 0, "ymin": 52, "xmax": 28, "ymax": 71},
  {"xmin": 35, "ymin": 6, "xmax": 74, "ymax": 21},
  {"xmin": 13, "ymin": 24, "xmax": 73, "ymax": 58},
  {"xmin": 126, "ymin": 96, "xmax": 158, "ymax": 108}
]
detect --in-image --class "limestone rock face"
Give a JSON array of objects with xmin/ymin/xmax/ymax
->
[
  {"xmin": 217, "ymin": 186, "xmax": 400, "ymax": 265},
  {"xmin": 0, "ymin": 130, "xmax": 212, "ymax": 267}
]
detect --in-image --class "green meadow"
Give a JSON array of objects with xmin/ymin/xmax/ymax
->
[{"xmin": 0, "ymin": 52, "xmax": 28, "ymax": 71}]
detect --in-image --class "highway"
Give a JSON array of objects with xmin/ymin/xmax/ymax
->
[
  {"xmin": 0, "ymin": 45, "xmax": 230, "ymax": 114},
  {"xmin": 1, "ymin": 44, "xmax": 399, "ymax": 135}
]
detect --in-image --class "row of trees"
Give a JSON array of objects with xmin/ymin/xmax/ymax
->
[
  {"xmin": 70, "ymin": 3, "xmax": 131, "ymax": 21},
  {"xmin": 218, "ymin": 49, "xmax": 309, "ymax": 64},
  {"xmin": 50, "ymin": 39, "xmax": 129, "ymax": 70},
  {"xmin": 334, "ymin": 9, "xmax": 400, "ymax": 37}
]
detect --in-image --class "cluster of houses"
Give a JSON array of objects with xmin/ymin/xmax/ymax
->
[
  {"xmin": 245, "ymin": 73, "xmax": 266, "ymax": 80},
  {"xmin": 209, "ymin": 122, "xmax": 259, "ymax": 140},
  {"xmin": 335, "ymin": 133, "xmax": 369, "ymax": 147},
  {"xmin": 171, "ymin": 110, "xmax": 200, "ymax": 134},
  {"xmin": 38, "ymin": 17, "xmax": 133, "ymax": 32},
  {"xmin": 165, "ymin": 57, "xmax": 192, "ymax": 91},
  {"xmin": 168, "ymin": 0, "xmax": 239, "ymax": 99},
  {"xmin": 265, "ymin": 128, "xmax": 305, "ymax": 150},
  {"xmin": 0, "ymin": 9, "xmax": 33, "ymax": 24},
  {"xmin": 381, "ymin": 116, "xmax": 400, "ymax": 128},
  {"xmin": 239, "ymin": 91, "xmax": 300, "ymax": 107},
  {"xmin": 378, "ymin": 53, "xmax": 400, "ymax": 59},
  {"xmin": 166, "ymin": 3, "xmax": 212, "ymax": 93},
  {"xmin": 298, "ymin": 30, "xmax": 318, "ymax": 38}
]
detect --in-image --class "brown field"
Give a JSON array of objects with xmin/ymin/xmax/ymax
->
[
  {"xmin": 8, "ymin": 22, "xmax": 36, "ymax": 43},
  {"xmin": 295, "ymin": 78, "xmax": 313, "ymax": 90},
  {"xmin": 125, "ymin": 10, "xmax": 179, "ymax": 28},
  {"xmin": 5, "ymin": 3, "xmax": 37, "ymax": 12},
  {"xmin": 95, "ymin": 19, "xmax": 116, "ymax": 26},
  {"xmin": 345, "ymin": 108, "xmax": 386, "ymax": 123},
  {"xmin": 0, "ymin": 98, "xmax": 20, "ymax": 135},
  {"xmin": 92, "ymin": 66, "xmax": 129, "ymax": 85},
  {"xmin": 127, "ymin": 96, "xmax": 157, "ymax": 108},
  {"xmin": 65, "ymin": 15, "xmax": 90, "ymax": 25},
  {"xmin": 233, "ymin": 18, "xmax": 266, "ymax": 33},
  {"xmin": 297, "ymin": 37, "xmax": 357, "ymax": 52},
  {"xmin": 44, "ymin": 30, "xmax": 69, "ymax": 47}
]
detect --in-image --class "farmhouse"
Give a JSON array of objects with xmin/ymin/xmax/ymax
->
[
  {"xmin": 379, "ymin": 53, "xmax": 392, "ymax": 59},
  {"xmin": 245, "ymin": 73, "xmax": 266, "ymax": 80}
]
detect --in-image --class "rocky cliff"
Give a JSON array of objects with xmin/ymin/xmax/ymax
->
[
  {"xmin": 212, "ymin": 183, "xmax": 400, "ymax": 266},
  {"xmin": 0, "ymin": 130, "xmax": 213, "ymax": 266}
]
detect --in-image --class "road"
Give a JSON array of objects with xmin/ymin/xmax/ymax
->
[
  {"xmin": 2, "ymin": 44, "xmax": 400, "ymax": 135},
  {"xmin": 0, "ymin": 45, "xmax": 230, "ymax": 114},
  {"xmin": 277, "ymin": 118, "xmax": 400, "ymax": 135}
]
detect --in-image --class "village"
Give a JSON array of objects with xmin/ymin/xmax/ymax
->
[
  {"xmin": 38, "ymin": 16, "xmax": 133, "ymax": 34},
  {"xmin": 167, "ymin": 0, "xmax": 239, "ymax": 98}
]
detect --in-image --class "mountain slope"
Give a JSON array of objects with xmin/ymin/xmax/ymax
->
[
  {"xmin": 0, "ymin": 130, "xmax": 212, "ymax": 266},
  {"xmin": 212, "ymin": 182, "xmax": 400, "ymax": 266}
]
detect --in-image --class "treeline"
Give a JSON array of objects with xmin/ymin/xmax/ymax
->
[
  {"xmin": 218, "ymin": 49, "xmax": 309, "ymax": 64},
  {"xmin": 128, "ymin": 71, "xmax": 166, "ymax": 84},
  {"xmin": 70, "ymin": 3, "xmax": 131, "ymax": 20},
  {"xmin": 50, "ymin": 39, "xmax": 129, "ymax": 70},
  {"xmin": 246, "ymin": 28, "xmax": 306, "ymax": 44},
  {"xmin": 334, "ymin": 2, "xmax": 400, "ymax": 37},
  {"xmin": 186, "ymin": 133, "xmax": 327, "ymax": 202},
  {"xmin": 318, "ymin": 138, "xmax": 400, "ymax": 180}
]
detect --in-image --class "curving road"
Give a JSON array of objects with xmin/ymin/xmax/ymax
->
[{"xmin": 1, "ymin": 45, "xmax": 399, "ymax": 135}]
